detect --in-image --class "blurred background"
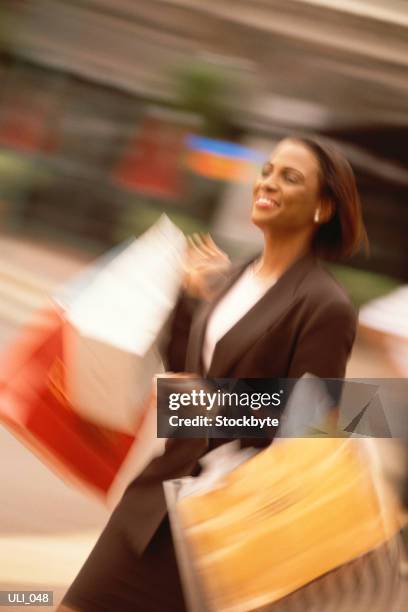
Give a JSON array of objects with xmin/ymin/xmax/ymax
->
[{"xmin": 0, "ymin": 0, "xmax": 407, "ymax": 608}]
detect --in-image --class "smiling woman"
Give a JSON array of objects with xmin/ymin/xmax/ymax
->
[
  {"xmin": 252, "ymin": 137, "xmax": 367, "ymax": 274},
  {"xmin": 60, "ymin": 136, "xmax": 370, "ymax": 612},
  {"xmin": 253, "ymin": 141, "xmax": 323, "ymax": 227}
]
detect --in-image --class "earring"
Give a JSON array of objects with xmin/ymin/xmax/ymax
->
[{"xmin": 314, "ymin": 209, "xmax": 320, "ymax": 223}]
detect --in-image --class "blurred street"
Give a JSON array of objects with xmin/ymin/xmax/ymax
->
[
  {"xmin": 0, "ymin": 236, "xmax": 109, "ymax": 609},
  {"xmin": 0, "ymin": 234, "xmax": 406, "ymax": 610}
]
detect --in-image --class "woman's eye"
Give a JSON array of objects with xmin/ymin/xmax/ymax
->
[
  {"xmin": 284, "ymin": 172, "xmax": 300, "ymax": 184},
  {"xmin": 261, "ymin": 163, "xmax": 271, "ymax": 177}
]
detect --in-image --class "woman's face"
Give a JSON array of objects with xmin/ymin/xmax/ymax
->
[{"xmin": 251, "ymin": 139, "xmax": 322, "ymax": 233}]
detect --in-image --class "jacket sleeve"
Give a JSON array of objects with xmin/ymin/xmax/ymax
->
[
  {"xmin": 288, "ymin": 299, "xmax": 357, "ymax": 379},
  {"xmin": 162, "ymin": 265, "xmax": 232, "ymax": 372},
  {"xmin": 161, "ymin": 291, "xmax": 201, "ymax": 372}
]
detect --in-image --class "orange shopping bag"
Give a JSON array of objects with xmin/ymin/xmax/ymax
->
[{"xmin": 170, "ymin": 438, "xmax": 401, "ymax": 612}]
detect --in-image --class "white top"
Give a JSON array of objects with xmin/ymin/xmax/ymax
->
[{"xmin": 202, "ymin": 265, "xmax": 276, "ymax": 373}]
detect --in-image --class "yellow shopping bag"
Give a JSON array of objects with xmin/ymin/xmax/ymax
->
[{"xmin": 177, "ymin": 438, "xmax": 401, "ymax": 612}]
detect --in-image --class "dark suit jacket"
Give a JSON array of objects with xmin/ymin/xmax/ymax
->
[{"xmin": 118, "ymin": 253, "xmax": 357, "ymax": 553}]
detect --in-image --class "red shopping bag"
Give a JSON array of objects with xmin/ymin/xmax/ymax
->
[{"xmin": 0, "ymin": 305, "xmax": 135, "ymax": 497}]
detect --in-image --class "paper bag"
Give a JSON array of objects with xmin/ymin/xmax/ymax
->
[
  {"xmin": 64, "ymin": 215, "xmax": 186, "ymax": 433},
  {"xmin": 0, "ymin": 306, "xmax": 135, "ymax": 497},
  {"xmin": 167, "ymin": 438, "xmax": 401, "ymax": 612}
]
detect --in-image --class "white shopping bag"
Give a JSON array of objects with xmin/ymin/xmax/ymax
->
[
  {"xmin": 107, "ymin": 390, "xmax": 167, "ymax": 507},
  {"xmin": 64, "ymin": 215, "xmax": 186, "ymax": 433}
]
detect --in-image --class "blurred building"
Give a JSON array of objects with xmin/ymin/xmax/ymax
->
[{"xmin": 0, "ymin": 0, "xmax": 407, "ymax": 277}]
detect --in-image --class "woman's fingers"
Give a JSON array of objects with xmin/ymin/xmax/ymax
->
[
  {"xmin": 185, "ymin": 236, "xmax": 205, "ymax": 268},
  {"xmin": 191, "ymin": 233, "xmax": 213, "ymax": 257},
  {"xmin": 199, "ymin": 234, "xmax": 220, "ymax": 258},
  {"xmin": 184, "ymin": 233, "xmax": 230, "ymax": 299},
  {"xmin": 190, "ymin": 233, "xmax": 229, "ymax": 262},
  {"xmin": 186, "ymin": 235, "xmax": 208, "ymax": 263},
  {"xmin": 202, "ymin": 233, "xmax": 219, "ymax": 251},
  {"xmin": 203, "ymin": 234, "xmax": 230, "ymax": 262}
]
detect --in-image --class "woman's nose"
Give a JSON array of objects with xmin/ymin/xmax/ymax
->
[{"xmin": 261, "ymin": 174, "xmax": 278, "ymax": 191}]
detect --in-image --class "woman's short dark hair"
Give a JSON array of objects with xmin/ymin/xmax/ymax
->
[{"xmin": 289, "ymin": 135, "xmax": 368, "ymax": 261}]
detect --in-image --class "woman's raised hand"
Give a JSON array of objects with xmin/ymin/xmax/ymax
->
[{"xmin": 184, "ymin": 233, "xmax": 230, "ymax": 300}]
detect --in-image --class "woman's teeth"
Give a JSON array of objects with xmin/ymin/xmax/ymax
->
[{"xmin": 256, "ymin": 197, "xmax": 278, "ymax": 209}]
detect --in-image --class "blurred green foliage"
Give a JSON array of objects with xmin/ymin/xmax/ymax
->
[
  {"xmin": 114, "ymin": 199, "xmax": 209, "ymax": 243},
  {"xmin": 329, "ymin": 264, "xmax": 400, "ymax": 309},
  {"xmin": 0, "ymin": 151, "xmax": 53, "ymax": 195},
  {"xmin": 174, "ymin": 59, "xmax": 243, "ymax": 138},
  {"xmin": 166, "ymin": 210, "xmax": 209, "ymax": 236}
]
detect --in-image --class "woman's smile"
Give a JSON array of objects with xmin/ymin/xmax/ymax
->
[{"xmin": 254, "ymin": 195, "xmax": 281, "ymax": 210}]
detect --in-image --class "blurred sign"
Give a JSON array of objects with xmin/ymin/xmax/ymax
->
[
  {"xmin": 115, "ymin": 115, "xmax": 186, "ymax": 199},
  {"xmin": 0, "ymin": 108, "xmax": 55, "ymax": 154},
  {"xmin": 185, "ymin": 135, "xmax": 263, "ymax": 183}
]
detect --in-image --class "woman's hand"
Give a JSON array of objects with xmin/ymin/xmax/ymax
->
[
  {"xmin": 183, "ymin": 233, "xmax": 231, "ymax": 300},
  {"xmin": 154, "ymin": 371, "xmax": 198, "ymax": 383},
  {"xmin": 152, "ymin": 371, "xmax": 199, "ymax": 399}
]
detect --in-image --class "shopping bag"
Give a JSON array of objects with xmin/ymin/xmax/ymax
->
[
  {"xmin": 55, "ymin": 239, "xmax": 133, "ymax": 310},
  {"xmin": 166, "ymin": 438, "xmax": 401, "ymax": 612},
  {"xmin": 0, "ymin": 305, "xmax": 135, "ymax": 497},
  {"xmin": 64, "ymin": 215, "xmax": 186, "ymax": 433}
]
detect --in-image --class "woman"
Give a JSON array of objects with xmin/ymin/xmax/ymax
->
[{"xmin": 60, "ymin": 135, "xmax": 367, "ymax": 611}]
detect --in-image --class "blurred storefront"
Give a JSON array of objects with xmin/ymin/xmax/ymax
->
[{"xmin": 0, "ymin": 0, "xmax": 406, "ymax": 280}]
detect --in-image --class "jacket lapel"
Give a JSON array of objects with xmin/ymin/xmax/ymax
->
[
  {"xmin": 185, "ymin": 262, "xmax": 246, "ymax": 374},
  {"xmin": 186, "ymin": 254, "xmax": 316, "ymax": 377}
]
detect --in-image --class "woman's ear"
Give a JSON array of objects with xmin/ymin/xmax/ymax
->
[{"xmin": 316, "ymin": 199, "xmax": 334, "ymax": 224}]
